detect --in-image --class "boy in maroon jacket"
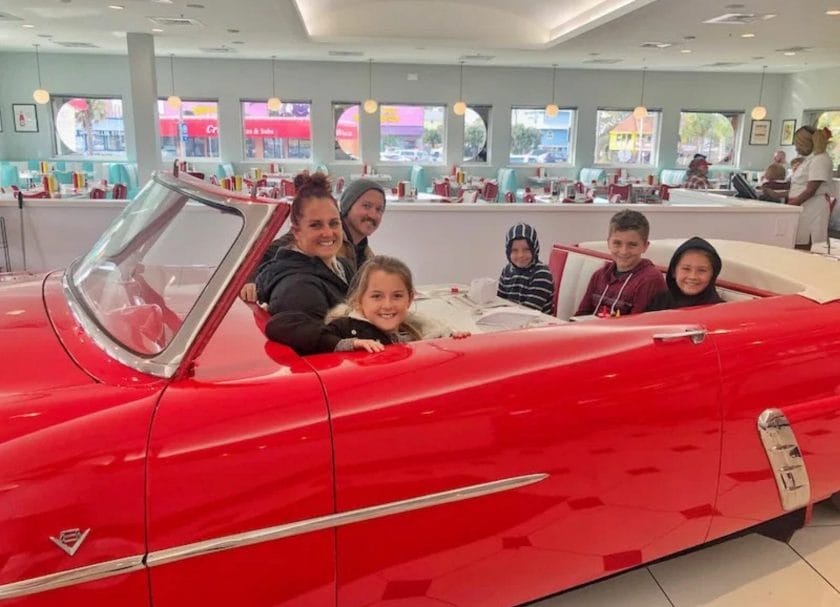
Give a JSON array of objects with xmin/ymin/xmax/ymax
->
[{"xmin": 575, "ymin": 210, "xmax": 665, "ymax": 317}]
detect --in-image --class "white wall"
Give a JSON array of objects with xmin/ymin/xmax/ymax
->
[
  {"xmin": 0, "ymin": 51, "xmax": 796, "ymax": 184},
  {"xmin": 778, "ymin": 66, "xmax": 840, "ymax": 157}
]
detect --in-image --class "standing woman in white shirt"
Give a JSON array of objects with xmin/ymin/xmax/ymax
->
[{"xmin": 786, "ymin": 126, "xmax": 834, "ymax": 249}]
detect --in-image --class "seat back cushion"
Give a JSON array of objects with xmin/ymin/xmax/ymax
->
[{"xmin": 549, "ymin": 245, "xmax": 609, "ymax": 319}]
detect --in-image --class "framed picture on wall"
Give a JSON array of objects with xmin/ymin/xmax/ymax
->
[
  {"xmin": 12, "ymin": 104, "xmax": 38, "ymax": 133},
  {"xmin": 780, "ymin": 119, "xmax": 796, "ymax": 146},
  {"xmin": 749, "ymin": 119, "xmax": 771, "ymax": 146}
]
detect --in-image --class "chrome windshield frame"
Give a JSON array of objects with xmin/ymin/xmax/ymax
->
[{"xmin": 62, "ymin": 172, "xmax": 285, "ymax": 379}]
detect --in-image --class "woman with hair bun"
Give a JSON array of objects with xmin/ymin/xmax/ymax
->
[
  {"xmin": 255, "ymin": 172, "xmax": 354, "ymax": 322},
  {"xmin": 786, "ymin": 126, "xmax": 835, "ymax": 249}
]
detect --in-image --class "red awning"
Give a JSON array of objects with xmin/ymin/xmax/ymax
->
[
  {"xmin": 243, "ymin": 117, "xmax": 311, "ymax": 139},
  {"xmin": 159, "ymin": 116, "xmax": 312, "ymax": 139}
]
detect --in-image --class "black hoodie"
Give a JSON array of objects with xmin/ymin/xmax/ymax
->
[
  {"xmin": 646, "ymin": 237, "xmax": 724, "ymax": 311},
  {"xmin": 255, "ymin": 248, "xmax": 353, "ymax": 317}
]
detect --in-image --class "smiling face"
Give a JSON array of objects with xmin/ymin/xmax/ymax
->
[
  {"xmin": 674, "ymin": 250, "xmax": 714, "ymax": 297},
  {"xmin": 608, "ymin": 229, "xmax": 649, "ymax": 272},
  {"xmin": 291, "ymin": 196, "xmax": 342, "ymax": 262},
  {"xmin": 509, "ymin": 239, "xmax": 533, "ymax": 269},
  {"xmin": 344, "ymin": 190, "xmax": 385, "ymax": 243},
  {"xmin": 358, "ymin": 269, "xmax": 413, "ymax": 333}
]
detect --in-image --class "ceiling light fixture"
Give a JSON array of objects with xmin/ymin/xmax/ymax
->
[
  {"xmin": 545, "ymin": 64, "xmax": 559, "ymax": 117},
  {"xmin": 22, "ymin": 24, "xmax": 35, "ymax": 29},
  {"xmin": 108, "ymin": 4, "xmax": 125, "ymax": 9},
  {"xmin": 363, "ymin": 59, "xmax": 378, "ymax": 114},
  {"xmin": 166, "ymin": 53, "xmax": 181, "ymax": 109},
  {"xmin": 741, "ymin": 32, "xmax": 755, "ymax": 38},
  {"xmin": 750, "ymin": 65, "xmax": 767, "ymax": 120},
  {"xmin": 681, "ymin": 49, "xmax": 693, "ymax": 53},
  {"xmin": 783, "ymin": 51, "xmax": 796, "ymax": 56},
  {"xmin": 152, "ymin": 28, "xmax": 163, "ymax": 33},
  {"xmin": 452, "ymin": 61, "xmax": 467, "ymax": 116},
  {"xmin": 267, "ymin": 55, "xmax": 281, "ymax": 112},
  {"xmin": 633, "ymin": 67, "xmax": 648, "ymax": 119},
  {"xmin": 32, "ymin": 44, "xmax": 50, "ymax": 105},
  {"xmin": 827, "ymin": 9, "xmax": 840, "ymax": 15}
]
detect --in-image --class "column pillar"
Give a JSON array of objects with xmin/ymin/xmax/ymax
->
[{"xmin": 126, "ymin": 33, "xmax": 160, "ymax": 183}]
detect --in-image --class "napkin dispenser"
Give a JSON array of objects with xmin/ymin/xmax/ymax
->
[{"xmin": 468, "ymin": 278, "xmax": 498, "ymax": 305}]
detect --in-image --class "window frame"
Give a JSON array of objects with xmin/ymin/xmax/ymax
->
[
  {"xmin": 462, "ymin": 104, "xmax": 491, "ymax": 165},
  {"xmin": 332, "ymin": 101, "xmax": 362, "ymax": 164},
  {"xmin": 676, "ymin": 109, "xmax": 744, "ymax": 168},
  {"xmin": 240, "ymin": 99, "xmax": 313, "ymax": 163},
  {"xmin": 51, "ymin": 94, "xmax": 127, "ymax": 160},
  {"xmin": 508, "ymin": 106, "xmax": 576, "ymax": 167},
  {"xmin": 592, "ymin": 107, "xmax": 662, "ymax": 169},
  {"xmin": 157, "ymin": 97, "xmax": 221, "ymax": 162},
  {"xmin": 377, "ymin": 102, "xmax": 447, "ymax": 166}
]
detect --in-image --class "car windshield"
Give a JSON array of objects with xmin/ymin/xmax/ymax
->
[{"xmin": 70, "ymin": 179, "xmax": 244, "ymax": 356}]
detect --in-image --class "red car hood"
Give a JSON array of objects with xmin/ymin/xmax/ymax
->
[{"xmin": 0, "ymin": 272, "xmax": 95, "ymax": 393}]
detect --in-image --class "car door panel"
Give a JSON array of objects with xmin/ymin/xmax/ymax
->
[
  {"xmin": 311, "ymin": 323, "xmax": 722, "ymax": 607},
  {"xmin": 145, "ymin": 304, "xmax": 336, "ymax": 607}
]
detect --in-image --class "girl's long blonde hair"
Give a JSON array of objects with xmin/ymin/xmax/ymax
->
[{"xmin": 347, "ymin": 256, "xmax": 420, "ymax": 339}]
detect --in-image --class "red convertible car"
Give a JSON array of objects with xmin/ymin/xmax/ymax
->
[{"xmin": 2, "ymin": 172, "xmax": 840, "ymax": 606}]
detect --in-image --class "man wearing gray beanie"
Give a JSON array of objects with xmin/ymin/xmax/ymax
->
[{"xmin": 338, "ymin": 178, "xmax": 387, "ymax": 273}]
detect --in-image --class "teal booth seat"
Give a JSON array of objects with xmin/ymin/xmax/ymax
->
[
  {"xmin": 27, "ymin": 160, "xmax": 40, "ymax": 171},
  {"xmin": 659, "ymin": 169, "xmax": 687, "ymax": 186},
  {"xmin": 82, "ymin": 161, "xmax": 95, "ymax": 174},
  {"xmin": 410, "ymin": 165, "xmax": 429, "ymax": 194},
  {"xmin": 53, "ymin": 161, "xmax": 67, "ymax": 171},
  {"xmin": 216, "ymin": 163, "xmax": 235, "ymax": 179},
  {"xmin": 578, "ymin": 168, "xmax": 606, "ymax": 185},
  {"xmin": 1, "ymin": 164, "xmax": 20, "ymax": 188},
  {"xmin": 108, "ymin": 163, "xmax": 140, "ymax": 197},
  {"xmin": 54, "ymin": 170, "xmax": 74, "ymax": 185},
  {"xmin": 496, "ymin": 168, "xmax": 518, "ymax": 202}
]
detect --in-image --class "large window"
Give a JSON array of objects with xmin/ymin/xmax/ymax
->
[
  {"xmin": 814, "ymin": 110, "xmax": 840, "ymax": 169},
  {"xmin": 677, "ymin": 111, "xmax": 741, "ymax": 166},
  {"xmin": 334, "ymin": 102, "xmax": 360, "ymax": 161},
  {"xmin": 509, "ymin": 107, "xmax": 575, "ymax": 165},
  {"xmin": 242, "ymin": 101, "xmax": 312, "ymax": 160},
  {"xmin": 594, "ymin": 109, "xmax": 661, "ymax": 166},
  {"xmin": 464, "ymin": 105, "xmax": 490, "ymax": 163},
  {"xmin": 379, "ymin": 104, "xmax": 445, "ymax": 164},
  {"xmin": 158, "ymin": 100, "xmax": 220, "ymax": 160},
  {"xmin": 52, "ymin": 96, "xmax": 126, "ymax": 158}
]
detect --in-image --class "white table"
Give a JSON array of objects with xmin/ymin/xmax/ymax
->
[{"xmin": 350, "ymin": 174, "xmax": 392, "ymax": 184}]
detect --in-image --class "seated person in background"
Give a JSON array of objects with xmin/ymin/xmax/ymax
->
[
  {"xmin": 773, "ymin": 149, "xmax": 787, "ymax": 165},
  {"xmin": 758, "ymin": 162, "xmax": 791, "ymax": 202},
  {"xmin": 266, "ymin": 255, "xmax": 468, "ymax": 355},
  {"xmin": 497, "ymin": 223, "xmax": 555, "ymax": 314},
  {"xmin": 684, "ymin": 155, "xmax": 711, "ymax": 190},
  {"xmin": 646, "ymin": 237, "xmax": 723, "ymax": 311},
  {"xmin": 575, "ymin": 210, "xmax": 665, "ymax": 317},
  {"xmin": 255, "ymin": 173, "xmax": 353, "ymax": 320}
]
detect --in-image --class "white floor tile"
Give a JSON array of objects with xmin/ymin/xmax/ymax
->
[
  {"xmin": 790, "ymin": 524, "xmax": 840, "ymax": 591},
  {"xmin": 650, "ymin": 534, "xmax": 840, "ymax": 607},
  {"xmin": 530, "ymin": 568, "xmax": 672, "ymax": 607}
]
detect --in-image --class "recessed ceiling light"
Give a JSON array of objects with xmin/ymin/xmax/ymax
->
[
  {"xmin": 108, "ymin": 4, "xmax": 125, "ymax": 9},
  {"xmin": 681, "ymin": 49, "xmax": 693, "ymax": 53},
  {"xmin": 655, "ymin": 42, "xmax": 672, "ymax": 48},
  {"xmin": 186, "ymin": 3, "xmax": 204, "ymax": 8},
  {"xmin": 762, "ymin": 13, "xmax": 777, "ymax": 19},
  {"xmin": 37, "ymin": 33, "xmax": 53, "ymax": 38},
  {"xmin": 231, "ymin": 40, "xmax": 244, "ymax": 44},
  {"xmin": 827, "ymin": 9, "xmax": 840, "ymax": 15},
  {"xmin": 784, "ymin": 51, "xmax": 796, "ymax": 56},
  {"xmin": 226, "ymin": 28, "xmax": 239, "ymax": 33},
  {"xmin": 684, "ymin": 35, "xmax": 696, "ymax": 40},
  {"xmin": 22, "ymin": 24, "xmax": 35, "ymax": 28},
  {"xmin": 741, "ymin": 33, "xmax": 755, "ymax": 38},
  {"xmin": 152, "ymin": 28, "xmax": 163, "ymax": 33}
]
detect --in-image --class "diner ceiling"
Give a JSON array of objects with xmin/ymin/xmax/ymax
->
[{"xmin": 0, "ymin": 0, "xmax": 838, "ymax": 73}]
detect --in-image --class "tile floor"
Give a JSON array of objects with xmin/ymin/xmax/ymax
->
[{"xmin": 532, "ymin": 500, "xmax": 840, "ymax": 606}]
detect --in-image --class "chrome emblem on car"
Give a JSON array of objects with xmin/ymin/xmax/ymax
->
[{"xmin": 49, "ymin": 528, "xmax": 90, "ymax": 556}]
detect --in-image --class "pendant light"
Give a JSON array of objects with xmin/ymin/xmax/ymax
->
[
  {"xmin": 267, "ymin": 55, "xmax": 282, "ymax": 112},
  {"xmin": 632, "ymin": 67, "xmax": 648, "ymax": 119},
  {"xmin": 166, "ymin": 54, "xmax": 182, "ymax": 110},
  {"xmin": 545, "ymin": 64, "xmax": 559, "ymax": 117},
  {"xmin": 363, "ymin": 59, "xmax": 378, "ymax": 114},
  {"xmin": 750, "ymin": 65, "xmax": 767, "ymax": 120},
  {"xmin": 32, "ymin": 44, "xmax": 50, "ymax": 105},
  {"xmin": 452, "ymin": 61, "xmax": 467, "ymax": 116}
]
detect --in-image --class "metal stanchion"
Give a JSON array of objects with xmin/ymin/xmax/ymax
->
[{"xmin": 17, "ymin": 191, "xmax": 27, "ymax": 271}]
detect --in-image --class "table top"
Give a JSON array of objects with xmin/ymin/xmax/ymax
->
[{"xmin": 415, "ymin": 284, "xmax": 560, "ymax": 334}]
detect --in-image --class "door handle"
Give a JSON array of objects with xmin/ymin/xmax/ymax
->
[{"xmin": 652, "ymin": 329, "xmax": 706, "ymax": 344}]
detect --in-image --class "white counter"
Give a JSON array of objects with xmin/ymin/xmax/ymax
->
[{"xmin": 0, "ymin": 197, "xmax": 801, "ymax": 285}]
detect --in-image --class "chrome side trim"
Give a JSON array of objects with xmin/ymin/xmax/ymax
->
[
  {"xmin": 147, "ymin": 473, "xmax": 548, "ymax": 568},
  {"xmin": 0, "ymin": 556, "xmax": 144, "ymax": 600},
  {"xmin": 757, "ymin": 408, "xmax": 811, "ymax": 511}
]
